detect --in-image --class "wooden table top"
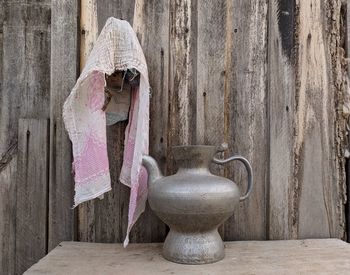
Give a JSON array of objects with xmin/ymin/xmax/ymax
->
[{"xmin": 25, "ymin": 239, "xmax": 350, "ymax": 274}]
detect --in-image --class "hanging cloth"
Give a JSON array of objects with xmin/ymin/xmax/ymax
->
[{"xmin": 63, "ymin": 18, "xmax": 150, "ymax": 246}]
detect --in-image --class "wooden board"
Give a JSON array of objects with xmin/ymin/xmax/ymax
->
[
  {"xmin": 15, "ymin": 119, "xmax": 49, "ymax": 275},
  {"xmin": 268, "ymin": 0, "xmax": 346, "ymax": 240},
  {"xmin": 49, "ymin": 0, "xmax": 79, "ymax": 250},
  {"xmin": 294, "ymin": 0, "xmax": 343, "ymax": 239},
  {"xmin": 221, "ymin": 0, "xmax": 268, "ymax": 241},
  {"xmin": 25, "ymin": 239, "xmax": 350, "ymax": 274},
  {"xmin": 0, "ymin": 3, "xmax": 16, "ymax": 274},
  {"xmin": 168, "ymin": 0, "xmax": 198, "ymax": 148},
  {"xmin": 0, "ymin": 2, "xmax": 51, "ymax": 274},
  {"xmin": 268, "ymin": 0, "xmax": 296, "ymax": 239}
]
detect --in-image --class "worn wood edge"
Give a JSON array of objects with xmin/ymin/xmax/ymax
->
[
  {"xmin": 56, "ymin": 238, "xmax": 349, "ymax": 248},
  {"xmin": 327, "ymin": 0, "xmax": 348, "ymax": 240},
  {"xmin": 25, "ymin": 239, "xmax": 350, "ymax": 274}
]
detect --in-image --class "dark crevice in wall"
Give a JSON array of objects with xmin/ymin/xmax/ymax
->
[{"xmin": 277, "ymin": 0, "xmax": 295, "ymax": 60}]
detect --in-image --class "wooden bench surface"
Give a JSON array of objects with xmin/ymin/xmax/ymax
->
[{"xmin": 25, "ymin": 239, "xmax": 350, "ymax": 274}]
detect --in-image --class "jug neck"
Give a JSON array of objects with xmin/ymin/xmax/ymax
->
[{"xmin": 172, "ymin": 145, "xmax": 217, "ymax": 172}]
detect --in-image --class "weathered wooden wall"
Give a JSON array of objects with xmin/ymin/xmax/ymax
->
[{"xmin": 0, "ymin": 0, "xmax": 348, "ymax": 274}]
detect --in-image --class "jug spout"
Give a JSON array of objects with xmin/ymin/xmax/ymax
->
[{"xmin": 142, "ymin": 155, "xmax": 163, "ymax": 183}]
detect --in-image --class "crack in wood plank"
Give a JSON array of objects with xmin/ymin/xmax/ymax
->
[{"xmin": 0, "ymin": 141, "xmax": 17, "ymax": 174}]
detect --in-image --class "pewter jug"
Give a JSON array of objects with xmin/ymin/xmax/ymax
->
[{"xmin": 142, "ymin": 145, "xmax": 253, "ymax": 264}]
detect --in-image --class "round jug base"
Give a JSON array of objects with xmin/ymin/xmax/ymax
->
[{"xmin": 162, "ymin": 229, "xmax": 224, "ymax": 265}]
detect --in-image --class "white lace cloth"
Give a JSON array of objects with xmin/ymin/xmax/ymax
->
[{"xmin": 63, "ymin": 18, "xmax": 149, "ymax": 246}]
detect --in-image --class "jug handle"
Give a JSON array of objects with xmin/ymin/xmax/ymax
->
[{"xmin": 213, "ymin": 155, "xmax": 253, "ymax": 202}]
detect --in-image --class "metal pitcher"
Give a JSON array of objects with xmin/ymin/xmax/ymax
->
[{"xmin": 142, "ymin": 145, "xmax": 253, "ymax": 264}]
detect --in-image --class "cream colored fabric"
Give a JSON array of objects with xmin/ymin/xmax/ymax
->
[{"xmin": 63, "ymin": 18, "xmax": 150, "ymax": 246}]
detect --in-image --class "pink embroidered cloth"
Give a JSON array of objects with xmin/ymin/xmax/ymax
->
[{"xmin": 63, "ymin": 18, "xmax": 149, "ymax": 246}]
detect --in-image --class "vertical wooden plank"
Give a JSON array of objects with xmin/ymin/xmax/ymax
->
[
  {"xmin": 49, "ymin": 0, "xmax": 79, "ymax": 250},
  {"xmin": 80, "ymin": 0, "xmax": 98, "ymax": 70},
  {"xmin": 293, "ymin": 0, "xmax": 345, "ymax": 239},
  {"xmin": 168, "ymin": 0, "xmax": 198, "ymax": 150},
  {"xmin": 294, "ymin": 0, "xmax": 330, "ymax": 238},
  {"xmin": 15, "ymin": 119, "xmax": 49, "ymax": 275},
  {"xmin": 196, "ymin": 0, "xmax": 227, "ymax": 147},
  {"xmin": 268, "ymin": 0, "xmax": 295, "ymax": 239},
  {"xmin": 1, "ymin": 2, "xmax": 51, "ymax": 274},
  {"xmin": 268, "ymin": 0, "xmax": 346, "ymax": 240},
  {"xmin": 223, "ymin": 0, "xmax": 268, "ymax": 240},
  {"xmin": 0, "ymin": 2, "xmax": 16, "ymax": 274},
  {"xmin": 195, "ymin": 0, "xmax": 228, "ymax": 238}
]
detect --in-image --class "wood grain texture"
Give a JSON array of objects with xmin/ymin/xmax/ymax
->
[
  {"xmin": 26, "ymin": 239, "xmax": 350, "ymax": 275},
  {"xmin": 293, "ymin": 0, "xmax": 345, "ymax": 239},
  {"xmin": 168, "ymin": 0, "xmax": 197, "ymax": 149},
  {"xmin": 80, "ymin": 0, "xmax": 98, "ymax": 70},
  {"xmin": 196, "ymin": 0, "xmax": 227, "ymax": 147},
  {"xmin": 268, "ymin": 0, "xmax": 296, "ymax": 239},
  {"xmin": 49, "ymin": 0, "xmax": 79, "ymax": 250},
  {"xmin": 0, "ymin": 155, "xmax": 16, "ymax": 275},
  {"xmin": 268, "ymin": 0, "xmax": 346, "ymax": 239},
  {"xmin": 97, "ymin": 0, "xmax": 135, "ymax": 30},
  {"xmin": 15, "ymin": 119, "xmax": 49, "ymax": 275},
  {"xmin": 0, "ymin": 2, "xmax": 16, "ymax": 274},
  {"xmin": 0, "ymin": 2, "xmax": 51, "ymax": 274},
  {"xmin": 222, "ymin": 0, "xmax": 268, "ymax": 240}
]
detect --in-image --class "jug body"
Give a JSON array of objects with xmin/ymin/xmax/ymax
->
[{"xmin": 143, "ymin": 145, "xmax": 253, "ymax": 264}]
